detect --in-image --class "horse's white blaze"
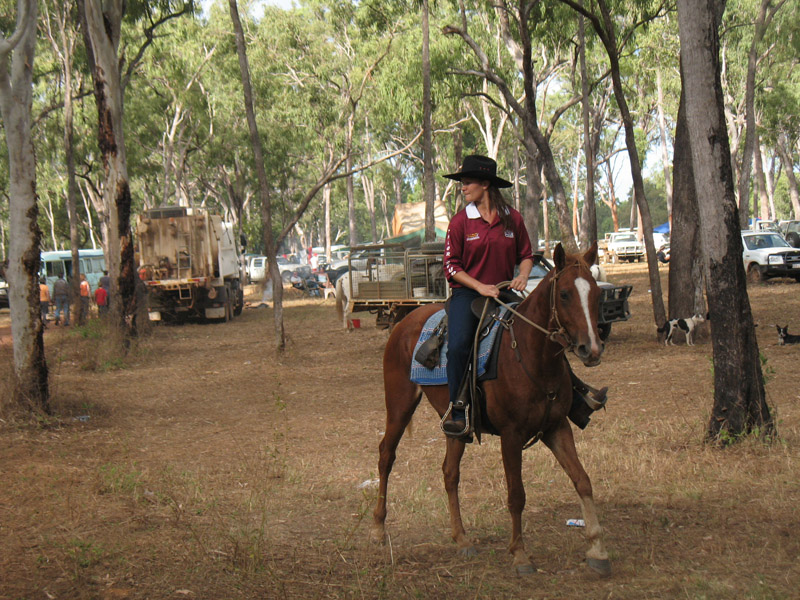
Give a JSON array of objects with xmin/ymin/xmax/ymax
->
[{"xmin": 575, "ymin": 277, "xmax": 600, "ymax": 353}]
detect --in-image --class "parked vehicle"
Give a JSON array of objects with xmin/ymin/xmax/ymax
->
[
  {"xmin": 343, "ymin": 242, "xmax": 447, "ymax": 328},
  {"xmin": 604, "ymin": 232, "xmax": 645, "ymax": 263},
  {"xmin": 40, "ymin": 248, "xmax": 106, "ymax": 291},
  {"xmin": 752, "ymin": 219, "xmax": 779, "ymax": 232},
  {"xmin": 136, "ymin": 206, "xmax": 244, "ymax": 322},
  {"xmin": 277, "ymin": 256, "xmax": 311, "ymax": 283},
  {"xmin": 741, "ymin": 230, "xmax": 800, "ymax": 283},
  {"xmin": 778, "ymin": 221, "xmax": 800, "ymax": 248},
  {"xmin": 0, "ymin": 278, "xmax": 8, "ymax": 308},
  {"xmin": 523, "ymin": 255, "xmax": 632, "ymax": 340},
  {"xmin": 342, "ymin": 242, "xmax": 631, "ymax": 335},
  {"xmin": 248, "ymin": 255, "xmax": 312, "ymax": 284}
]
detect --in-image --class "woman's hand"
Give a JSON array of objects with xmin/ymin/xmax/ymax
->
[
  {"xmin": 475, "ymin": 282, "xmax": 500, "ymax": 298},
  {"xmin": 508, "ymin": 275, "xmax": 528, "ymax": 292}
]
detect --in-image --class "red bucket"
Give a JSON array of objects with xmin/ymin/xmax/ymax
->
[{"xmin": 350, "ymin": 319, "xmax": 361, "ymax": 329}]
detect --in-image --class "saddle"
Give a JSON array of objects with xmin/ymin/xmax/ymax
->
[{"xmin": 413, "ymin": 291, "xmax": 522, "ymax": 370}]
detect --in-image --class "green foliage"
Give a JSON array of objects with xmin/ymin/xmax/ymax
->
[{"xmin": 1, "ymin": 0, "xmax": 797, "ymax": 260}]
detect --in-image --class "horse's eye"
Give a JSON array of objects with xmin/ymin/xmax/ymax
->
[{"xmin": 559, "ymin": 290, "xmax": 569, "ymax": 302}]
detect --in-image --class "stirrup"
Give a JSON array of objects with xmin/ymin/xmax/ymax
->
[
  {"xmin": 582, "ymin": 386, "xmax": 608, "ymax": 411},
  {"xmin": 440, "ymin": 402, "xmax": 471, "ymax": 437}
]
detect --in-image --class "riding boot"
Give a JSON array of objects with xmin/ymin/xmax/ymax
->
[
  {"xmin": 568, "ymin": 368, "xmax": 608, "ymax": 430},
  {"xmin": 441, "ymin": 373, "xmax": 473, "ymax": 442}
]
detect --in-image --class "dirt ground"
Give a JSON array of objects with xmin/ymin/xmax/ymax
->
[{"xmin": 1, "ymin": 264, "xmax": 799, "ymax": 599}]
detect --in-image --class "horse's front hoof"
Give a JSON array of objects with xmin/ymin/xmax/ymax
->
[
  {"xmin": 586, "ymin": 557, "xmax": 612, "ymax": 577},
  {"xmin": 369, "ymin": 525, "xmax": 387, "ymax": 545},
  {"xmin": 458, "ymin": 545, "xmax": 478, "ymax": 558}
]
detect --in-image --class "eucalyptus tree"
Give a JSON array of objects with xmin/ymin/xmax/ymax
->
[
  {"xmin": 740, "ymin": 2, "xmax": 800, "ymax": 221},
  {"xmin": 443, "ymin": 1, "xmax": 584, "ymax": 253},
  {"xmin": 41, "ymin": 0, "xmax": 87, "ymax": 323},
  {"xmin": 630, "ymin": 12, "xmax": 707, "ymax": 322},
  {"xmin": 558, "ymin": 0, "xmax": 669, "ymax": 329},
  {"xmin": 228, "ymin": 0, "xmax": 288, "ymax": 349},
  {"xmin": 123, "ymin": 15, "xmax": 219, "ymax": 212},
  {"xmin": 668, "ymin": 70, "xmax": 706, "ymax": 322},
  {"xmin": 677, "ymin": 0, "xmax": 773, "ymax": 443},
  {"xmin": 0, "ymin": 0, "xmax": 49, "ymax": 412},
  {"xmin": 77, "ymin": 0, "xmax": 195, "ymax": 336},
  {"xmin": 729, "ymin": 0, "xmax": 789, "ymax": 226}
]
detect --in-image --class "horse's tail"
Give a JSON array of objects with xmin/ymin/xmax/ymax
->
[{"xmin": 335, "ymin": 277, "xmax": 344, "ymax": 320}]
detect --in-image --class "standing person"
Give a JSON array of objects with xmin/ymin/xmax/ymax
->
[
  {"xmin": 440, "ymin": 155, "xmax": 534, "ymax": 438},
  {"xmin": 39, "ymin": 277, "xmax": 51, "ymax": 327},
  {"xmin": 94, "ymin": 280, "xmax": 109, "ymax": 317},
  {"xmin": 79, "ymin": 273, "xmax": 91, "ymax": 323},
  {"xmin": 53, "ymin": 272, "xmax": 70, "ymax": 326},
  {"xmin": 98, "ymin": 269, "xmax": 110, "ymax": 291}
]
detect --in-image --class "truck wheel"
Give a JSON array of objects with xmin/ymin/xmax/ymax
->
[
  {"xmin": 233, "ymin": 287, "xmax": 244, "ymax": 316},
  {"xmin": 747, "ymin": 263, "xmax": 765, "ymax": 284},
  {"xmin": 786, "ymin": 232, "xmax": 800, "ymax": 248}
]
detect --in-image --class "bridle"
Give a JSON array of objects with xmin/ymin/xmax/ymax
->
[{"xmin": 490, "ymin": 259, "xmax": 594, "ymax": 352}]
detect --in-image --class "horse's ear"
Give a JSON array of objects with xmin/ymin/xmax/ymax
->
[
  {"xmin": 553, "ymin": 243, "xmax": 566, "ymax": 271},
  {"xmin": 584, "ymin": 241, "xmax": 598, "ymax": 266}
]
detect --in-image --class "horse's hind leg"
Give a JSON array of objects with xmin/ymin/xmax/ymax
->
[
  {"xmin": 371, "ymin": 380, "xmax": 422, "ymax": 543},
  {"xmin": 543, "ymin": 422, "xmax": 611, "ymax": 576}
]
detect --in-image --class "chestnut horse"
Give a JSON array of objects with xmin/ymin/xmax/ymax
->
[{"xmin": 371, "ymin": 243, "xmax": 611, "ymax": 575}]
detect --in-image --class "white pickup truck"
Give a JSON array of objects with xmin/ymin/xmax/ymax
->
[
  {"xmin": 604, "ymin": 232, "xmax": 645, "ymax": 263},
  {"xmin": 741, "ymin": 230, "xmax": 800, "ymax": 283}
]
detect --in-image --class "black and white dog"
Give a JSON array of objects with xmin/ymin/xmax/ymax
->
[
  {"xmin": 657, "ymin": 313, "xmax": 706, "ymax": 346},
  {"xmin": 776, "ymin": 325, "xmax": 800, "ymax": 345}
]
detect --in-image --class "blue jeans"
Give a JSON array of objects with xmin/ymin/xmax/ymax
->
[
  {"xmin": 54, "ymin": 297, "xmax": 70, "ymax": 325},
  {"xmin": 446, "ymin": 287, "xmax": 482, "ymax": 405}
]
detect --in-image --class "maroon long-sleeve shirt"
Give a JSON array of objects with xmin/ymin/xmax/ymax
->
[{"xmin": 444, "ymin": 203, "xmax": 534, "ymax": 288}]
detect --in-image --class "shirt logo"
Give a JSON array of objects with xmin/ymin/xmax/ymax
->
[
  {"xmin": 466, "ymin": 233, "xmax": 480, "ymax": 242},
  {"xmin": 504, "ymin": 230, "xmax": 515, "ymax": 238}
]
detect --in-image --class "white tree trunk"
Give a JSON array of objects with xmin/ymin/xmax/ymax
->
[
  {"xmin": 0, "ymin": 0, "xmax": 49, "ymax": 410},
  {"xmin": 80, "ymin": 0, "xmax": 135, "ymax": 327}
]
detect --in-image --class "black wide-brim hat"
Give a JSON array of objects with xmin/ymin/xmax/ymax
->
[{"xmin": 442, "ymin": 154, "xmax": 512, "ymax": 188}]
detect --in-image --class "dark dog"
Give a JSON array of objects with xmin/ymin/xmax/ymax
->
[
  {"xmin": 657, "ymin": 314, "xmax": 706, "ymax": 346},
  {"xmin": 776, "ymin": 325, "xmax": 800, "ymax": 345}
]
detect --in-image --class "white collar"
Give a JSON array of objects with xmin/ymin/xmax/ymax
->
[
  {"xmin": 465, "ymin": 202, "xmax": 510, "ymax": 219},
  {"xmin": 466, "ymin": 203, "xmax": 481, "ymax": 219}
]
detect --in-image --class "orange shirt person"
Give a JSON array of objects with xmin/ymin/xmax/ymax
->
[
  {"xmin": 79, "ymin": 274, "xmax": 91, "ymax": 321},
  {"xmin": 39, "ymin": 278, "xmax": 51, "ymax": 326}
]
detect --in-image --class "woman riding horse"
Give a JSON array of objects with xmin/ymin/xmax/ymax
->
[
  {"xmin": 440, "ymin": 155, "xmax": 534, "ymax": 438},
  {"xmin": 372, "ymin": 241, "xmax": 611, "ymax": 575}
]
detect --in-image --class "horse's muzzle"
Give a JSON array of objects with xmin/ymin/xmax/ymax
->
[{"xmin": 573, "ymin": 338, "xmax": 604, "ymax": 367}]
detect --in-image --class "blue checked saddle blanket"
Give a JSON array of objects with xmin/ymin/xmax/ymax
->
[{"xmin": 409, "ymin": 307, "xmax": 508, "ymax": 385}]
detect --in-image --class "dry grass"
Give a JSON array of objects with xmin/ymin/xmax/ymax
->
[{"xmin": 1, "ymin": 268, "xmax": 799, "ymax": 599}]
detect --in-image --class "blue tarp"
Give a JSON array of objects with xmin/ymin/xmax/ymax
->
[{"xmin": 653, "ymin": 222, "xmax": 670, "ymax": 234}]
